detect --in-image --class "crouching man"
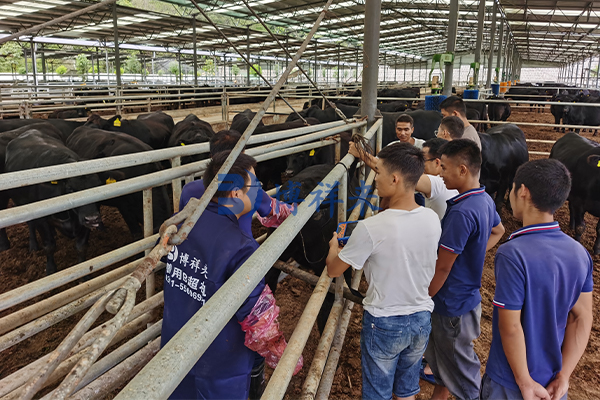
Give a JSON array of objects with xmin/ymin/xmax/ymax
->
[
  {"xmin": 161, "ymin": 151, "xmax": 265, "ymax": 399},
  {"xmin": 326, "ymin": 143, "xmax": 441, "ymax": 400}
]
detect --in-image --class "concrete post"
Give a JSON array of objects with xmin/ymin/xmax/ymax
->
[
  {"xmin": 192, "ymin": 17, "xmax": 198, "ymax": 86},
  {"xmin": 361, "ymin": 0, "xmax": 381, "ymax": 125},
  {"xmin": 113, "ymin": 3, "xmax": 121, "ymax": 89},
  {"xmin": 443, "ymin": 0, "xmax": 459, "ymax": 96},
  {"xmin": 473, "ymin": 0, "xmax": 486, "ymax": 86}
]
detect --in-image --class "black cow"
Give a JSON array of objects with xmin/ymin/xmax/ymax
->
[
  {"xmin": 550, "ymin": 94, "xmax": 576, "ymax": 132},
  {"xmin": 250, "ymin": 118, "xmax": 321, "ymax": 186},
  {"xmin": 67, "ymin": 127, "xmax": 172, "ymax": 239},
  {"xmin": 505, "ymin": 86, "xmax": 543, "ymax": 112},
  {"xmin": 465, "ymin": 101, "xmax": 488, "ymax": 131},
  {"xmin": 0, "ymin": 123, "xmax": 66, "ymax": 252},
  {"xmin": 285, "ymin": 132, "xmax": 352, "ymax": 177},
  {"xmin": 466, "ymin": 109, "xmax": 481, "ymax": 132},
  {"xmin": 264, "ymin": 163, "xmax": 361, "ymax": 332},
  {"xmin": 5, "ymin": 130, "xmax": 103, "ymax": 275},
  {"xmin": 562, "ymin": 102, "xmax": 600, "ymax": 135},
  {"xmin": 137, "ymin": 111, "xmax": 174, "ymax": 142},
  {"xmin": 550, "ymin": 132, "xmax": 600, "ymax": 253},
  {"xmin": 169, "ymin": 115, "xmax": 215, "ymax": 164},
  {"xmin": 478, "ymin": 124, "xmax": 529, "ymax": 211},
  {"xmin": 86, "ymin": 114, "xmax": 170, "ymax": 149},
  {"xmin": 487, "ymin": 96, "xmax": 511, "ymax": 123},
  {"xmin": 229, "ymin": 109, "xmax": 265, "ymax": 134},
  {"xmin": 0, "ymin": 119, "xmax": 83, "ymax": 142},
  {"xmin": 377, "ymin": 101, "xmax": 411, "ymax": 113},
  {"xmin": 48, "ymin": 108, "xmax": 88, "ymax": 119},
  {"xmin": 288, "ymin": 104, "xmax": 440, "ymax": 146}
]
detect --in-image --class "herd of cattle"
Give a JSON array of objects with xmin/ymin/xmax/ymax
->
[{"xmin": 1, "ymin": 82, "xmax": 600, "ymax": 282}]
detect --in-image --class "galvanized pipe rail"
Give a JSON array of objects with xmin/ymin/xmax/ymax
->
[
  {"xmin": 10, "ymin": 3, "xmax": 340, "ymax": 397},
  {"xmin": 116, "ymin": 117, "xmax": 381, "ymax": 399}
]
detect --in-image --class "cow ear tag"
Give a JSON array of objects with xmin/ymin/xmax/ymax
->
[
  {"xmin": 50, "ymin": 181, "xmax": 58, "ymax": 184},
  {"xmin": 113, "ymin": 118, "xmax": 121, "ymax": 127},
  {"xmin": 597, "ymin": 160, "xmax": 600, "ymax": 168},
  {"xmin": 309, "ymin": 149, "xmax": 315, "ymax": 156},
  {"xmin": 180, "ymin": 142, "xmax": 186, "ymax": 146},
  {"xmin": 106, "ymin": 177, "xmax": 117, "ymax": 184}
]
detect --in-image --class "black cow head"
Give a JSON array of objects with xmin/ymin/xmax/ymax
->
[
  {"xmin": 285, "ymin": 151, "xmax": 313, "ymax": 177},
  {"xmin": 587, "ymin": 154, "xmax": 600, "ymax": 170},
  {"xmin": 66, "ymin": 174, "xmax": 103, "ymax": 229}
]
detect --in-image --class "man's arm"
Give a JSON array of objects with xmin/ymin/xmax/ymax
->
[
  {"xmin": 415, "ymin": 174, "xmax": 433, "ymax": 198},
  {"xmin": 487, "ymin": 222, "xmax": 505, "ymax": 251},
  {"xmin": 498, "ymin": 308, "xmax": 551, "ymax": 400},
  {"xmin": 428, "ymin": 248, "xmax": 458, "ymax": 297},
  {"xmin": 326, "ymin": 232, "xmax": 351, "ymax": 278},
  {"xmin": 348, "ymin": 142, "xmax": 378, "ymax": 171},
  {"xmin": 546, "ymin": 292, "xmax": 593, "ymax": 400}
]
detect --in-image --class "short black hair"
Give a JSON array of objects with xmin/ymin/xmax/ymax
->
[
  {"xmin": 439, "ymin": 139, "xmax": 481, "ymax": 175},
  {"xmin": 440, "ymin": 96, "xmax": 467, "ymax": 117},
  {"xmin": 513, "ymin": 159, "xmax": 571, "ymax": 214},
  {"xmin": 209, "ymin": 130, "xmax": 242, "ymax": 156},
  {"xmin": 203, "ymin": 150, "xmax": 257, "ymax": 199},
  {"xmin": 377, "ymin": 142, "xmax": 424, "ymax": 189},
  {"xmin": 422, "ymin": 138, "xmax": 448, "ymax": 159},
  {"xmin": 395, "ymin": 113, "xmax": 414, "ymax": 127},
  {"xmin": 440, "ymin": 116, "xmax": 465, "ymax": 139}
]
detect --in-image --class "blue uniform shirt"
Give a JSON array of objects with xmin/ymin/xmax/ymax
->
[
  {"xmin": 180, "ymin": 180, "xmax": 272, "ymax": 237},
  {"xmin": 434, "ymin": 187, "xmax": 501, "ymax": 317},
  {"xmin": 486, "ymin": 222, "xmax": 594, "ymax": 391},
  {"xmin": 161, "ymin": 201, "xmax": 265, "ymax": 399}
]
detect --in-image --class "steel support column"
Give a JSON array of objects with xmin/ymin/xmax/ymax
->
[
  {"xmin": 486, "ymin": 0, "xmax": 497, "ymax": 89},
  {"xmin": 575, "ymin": 60, "xmax": 580, "ymax": 87},
  {"xmin": 41, "ymin": 46, "xmax": 47, "ymax": 82},
  {"xmin": 473, "ymin": 0, "xmax": 486, "ymax": 86},
  {"xmin": 361, "ymin": 0, "xmax": 381, "ymax": 125},
  {"xmin": 337, "ymin": 45, "xmax": 340, "ymax": 87},
  {"xmin": 443, "ymin": 0, "xmax": 459, "ymax": 96},
  {"xmin": 495, "ymin": 19, "xmax": 504, "ymax": 83},
  {"xmin": 246, "ymin": 27, "xmax": 250, "ymax": 85},
  {"xmin": 596, "ymin": 56, "xmax": 600, "ymax": 88},
  {"xmin": 403, "ymin": 56, "xmax": 406, "ymax": 82},
  {"xmin": 501, "ymin": 29, "xmax": 508, "ymax": 81},
  {"xmin": 30, "ymin": 40, "xmax": 38, "ymax": 90},
  {"xmin": 192, "ymin": 17, "xmax": 198, "ymax": 86},
  {"xmin": 113, "ymin": 3, "xmax": 121, "ymax": 89}
]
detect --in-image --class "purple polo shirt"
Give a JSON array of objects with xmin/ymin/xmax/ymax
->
[
  {"xmin": 434, "ymin": 187, "xmax": 501, "ymax": 317},
  {"xmin": 486, "ymin": 222, "xmax": 594, "ymax": 391}
]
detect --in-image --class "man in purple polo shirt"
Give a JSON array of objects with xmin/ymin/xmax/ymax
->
[
  {"xmin": 424, "ymin": 139, "xmax": 505, "ymax": 400},
  {"xmin": 482, "ymin": 159, "xmax": 593, "ymax": 400}
]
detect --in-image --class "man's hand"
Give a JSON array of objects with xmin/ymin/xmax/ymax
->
[
  {"xmin": 546, "ymin": 372, "xmax": 569, "ymax": 400},
  {"xmin": 519, "ymin": 378, "xmax": 551, "ymax": 400},
  {"xmin": 326, "ymin": 232, "xmax": 350, "ymax": 278},
  {"xmin": 329, "ymin": 231, "xmax": 341, "ymax": 252},
  {"xmin": 348, "ymin": 142, "xmax": 360, "ymax": 158}
]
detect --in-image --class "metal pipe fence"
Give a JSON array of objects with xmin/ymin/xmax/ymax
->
[{"xmin": 116, "ymin": 117, "xmax": 382, "ymax": 399}]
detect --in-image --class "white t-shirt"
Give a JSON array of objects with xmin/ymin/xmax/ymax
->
[
  {"xmin": 424, "ymin": 175, "xmax": 459, "ymax": 220},
  {"xmin": 462, "ymin": 125, "xmax": 482, "ymax": 150},
  {"xmin": 338, "ymin": 207, "xmax": 441, "ymax": 317},
  {"xmin": 386, "ymin": 137, "xmax": 425, "ymax": 149}
]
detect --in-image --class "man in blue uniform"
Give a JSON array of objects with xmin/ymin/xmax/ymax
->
[
  {"xmin": 424, "ymin": 139, "xmax": 505, "ymax": 400},
  {"xmin": 482, "ymin": 159, "xmax": 593, "ymax": 400},
  {"xmin": 161, "ymin": 151, "xmax": 265, "ymax": 399}
]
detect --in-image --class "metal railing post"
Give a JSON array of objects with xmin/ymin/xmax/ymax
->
[
  {"xmin": 143, "ymin": 188, "xmax": 154, "ymax": 299},
  {"xmin": 171, "ymin": 157, "xmax": 182, "ymax": 213}
]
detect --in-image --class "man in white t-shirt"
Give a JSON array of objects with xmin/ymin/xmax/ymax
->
[
  {"xmin": 326, "ymin": 142, "xmax": 441, "ymax": 400},
  {"xmin": 416, "ymin": 137, "xmax": 460, "ymax": 220},
  {"xmin": 440, "ymin": 96, "xmax": 482, "ymax": 150}
]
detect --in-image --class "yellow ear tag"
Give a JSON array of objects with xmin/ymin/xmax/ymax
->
[
  {"xmin": 50, "ymin": 181, "xmax": 58, "ymax": 185},
  {"xmin": 106, "ymin": 177, "xmax": 117, "ymax": 184},
  {"xmin": 180, "ymin": 142, "xmax": 186, "ymax": 146},
  {"xmin": 113, "ymin": 118, "xmax": 121, "ymax": 127},
  {"xmin": 597, "ymin": 160, "xmax": 600, "ymax": 168},
  {"xmin": 309, "ymin": 149, "xmax": 315, "ymax": 157}
]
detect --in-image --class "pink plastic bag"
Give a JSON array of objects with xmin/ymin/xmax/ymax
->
[
  {"xmin": 257, "ymin": 198, "xmax": 296, "ymax": 228},
  {"xmin": 240, "ymin": 285, "xmax": 303, "ymax": 375}
]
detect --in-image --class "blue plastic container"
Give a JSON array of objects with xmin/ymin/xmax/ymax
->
[
  {"xmin": 462, "ymin": 89, "xmax": 480, "ymax": 99},
  {"xmin": 491, "ymin": 84, "xmax": 500, "ymax": 96},
  {"xmin": 424, "ymin": 95, "xmax": 448, "ymax": 111}
]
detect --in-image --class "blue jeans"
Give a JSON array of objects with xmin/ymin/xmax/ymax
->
[{"xmin": 361, "ymin": 310, "xmax": 431, "ymax": 400}]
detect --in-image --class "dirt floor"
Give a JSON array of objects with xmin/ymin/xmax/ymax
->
[{"xmin": 0, "ymin": 105, "xmax": 599, "ymax": 399}]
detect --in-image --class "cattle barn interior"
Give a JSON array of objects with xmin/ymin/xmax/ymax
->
[{"xmin": 0, "ymin": 0, "xmax": 599, "ymax": 399}]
